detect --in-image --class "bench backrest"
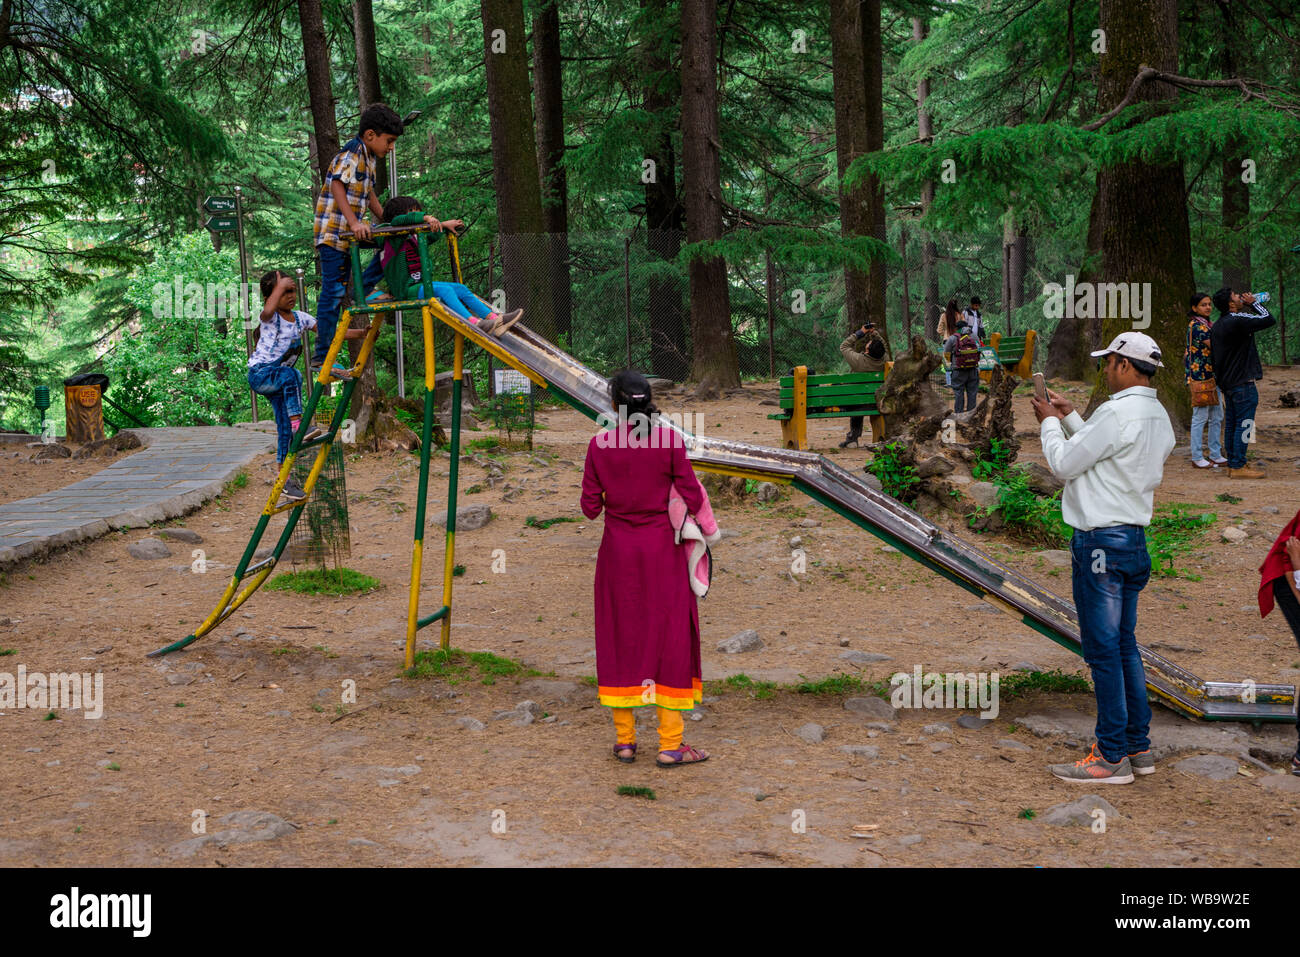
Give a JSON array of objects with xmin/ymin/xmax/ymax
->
[{"xmin": 777, "ymin": 370, "xmax": 886, "ymax": 412}]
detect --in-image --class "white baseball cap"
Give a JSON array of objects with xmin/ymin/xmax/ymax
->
[{"xmin": 1090, "ymin": 331, "xmax": 1165, "ymax": 368}]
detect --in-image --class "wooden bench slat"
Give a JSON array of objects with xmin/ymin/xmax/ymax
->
[
  {"xmin": 778, "ymin": 372, "xmax": 886, "ymax": 387},
  {"xmin": 778, "ymin": 384, "xmax": 883, "ymax": 402}
]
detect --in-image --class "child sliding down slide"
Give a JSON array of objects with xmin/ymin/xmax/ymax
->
[{"xmin": 366, "ymin": 195, "xmax": 524, "ymax": 337}]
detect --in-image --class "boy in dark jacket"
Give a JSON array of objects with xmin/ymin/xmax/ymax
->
[{"xmin": 1210, "ymin": 288, "xmax": 1275, "ymax": 479}]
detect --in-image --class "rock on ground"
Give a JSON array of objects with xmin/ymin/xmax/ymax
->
[
  {"xmin": 153, "ymin": 527, "xmax": 203, "ymax": 544},
  {"xmin": 127, "ymin": 539, "xmax": 172, "ymax": 560},
  {"xmin": 844, "ymin": 696, "xmax": 897, "ymax": 720},
  {"xmin": 839, "ymin": 744, "xmax": 880, "ymax": 758},
  {"xmin": 434, "ymin": 504, "xmax": 493, "ymax": 531},
  {"xmin": 717, "ymin": 629, "xmax": 763, "ymax": 654},
  {"xmin": 170, "ymin": 810, "xmax": 296, "ymax": 858},
  {"xmin": 794, "ymin": 722, "xmax": 825, "ymax": 744},
  {"xmin": 1042, "ymin": 795, "xmax": 1119, "ymax": 828},
  {"xmin": 840, "ymin": 650, "xmax": 892, "ymax": 665},
  {"xmin": 1173, "ymin": 754, "xmax": 1240, "ymax": 781}
]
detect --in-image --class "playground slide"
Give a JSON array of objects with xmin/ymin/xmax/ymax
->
[{"xmin": 470, "ymin": 317, "xmax": 1296, "ymax": 724}]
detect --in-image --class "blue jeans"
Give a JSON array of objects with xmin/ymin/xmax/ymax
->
[
  {"xmin": 1070, "ymin": 525, "xmax": 1153, "ymax": 763},
  {"xmin": 313, "ymin": 243, "xmax": 384, "ymax": 367},
  {"xmin": 430, "ymin": 282, "xmax": 494, "ymax": 321},
  {"xmin": 248, "ymin": 363, "xmax": 303, "ymax": 463},
  {"xmin": 1188, "ymin": 393, "xmax": 1224, "ymax": 461},
  {"xmin": 1221, "ymin": 381, "xmax": 1259, "ymax": 469},
  {"xmin": 951, "ymin": 368, "xmax": 979, "ymax": 413}
]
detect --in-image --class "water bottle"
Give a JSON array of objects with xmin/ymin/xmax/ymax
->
[{"xmin": 1251, "ymin": 291, "xmax": 1270, "ymax": 306}]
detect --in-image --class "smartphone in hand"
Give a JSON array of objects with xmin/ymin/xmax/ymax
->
[{"xmin": 1033, "ymin": 372, "xmax": 1047, "ymax": 402}]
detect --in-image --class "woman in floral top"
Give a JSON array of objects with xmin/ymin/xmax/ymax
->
[{"xmin": 1185, "ymin": 292, "xmax": 1227, "ymax": 469}]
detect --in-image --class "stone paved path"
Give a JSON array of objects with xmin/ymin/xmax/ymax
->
[{"xmin": 0, "ymin": 426, "xmax": 275, "ymax": 565}]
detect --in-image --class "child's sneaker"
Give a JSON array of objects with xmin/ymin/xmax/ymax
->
[
  {"xmin": 280, "ymin": 479, "xmax": 308, "ymax": 503},
  {"xmin": 1048, "ymin": 743, "xmax": 1134, "ymax": 784},
  {"xmin": 492, "ymin": 308, "xmax": 524, "ymax": 336},
  {"xmin": 365, "ymin": 290, "xmax": 394, "ymax": 304},
  {"xmin": 328, "ymin": 364, "xmax": 355, "ymax": 381},
  {"xmin": 301, "ymin": 426, "xmax": 327, "ymax": 444},
  {"xmin": 1128, "ymin": 750, "xmax": 1156, "ymax": 775}
]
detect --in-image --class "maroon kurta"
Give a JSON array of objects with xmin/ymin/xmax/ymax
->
[{"xmin": 581, "ymin": 423, "xmax": 707, "ymax": 710}]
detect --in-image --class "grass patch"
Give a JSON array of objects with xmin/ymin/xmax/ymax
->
[
  {"xmin": 404, "ymin": 648, "xmax": 542, "ymax": 685},
  {"xmin": 106, "ymin": 762, "xmax": 120, "ymax": 771},
  {"xmin": 999, "ymin": 668, "xmax": 1091, "ymax": 699},
  {"xmin": 271, "ymin": 647, "xmax": 298, "ymax": 656},
  {"xmin": 265, "ymin": 567, "xmax": 380, "ymax": 596},
  {"xmin": 1215, "ymin": 492, "xmax": 1242, "ymax": 504},
  {"xmin": 525, "ymin": 515, "xmax": 580, "ymax": 530},
  {"xmin": 227, "ymin": 470, "xmax": 249, "ymax": 491},
  {"xmin": 0, "ymin": 648, "xmax": 15, "ymax": 657},
  {"xmin": 715, "ymin": 673, "xmax": 777, "ymax": 699},
  {"xmin": 864, "ymin": 441, "xmax": 921, "ymax": 502},
  {"xmin": 453, "ymin": 564, "xmax": 466, "ymax": 577},
  {"xmin": 617, "ymin": 785, "xmax": 656, "ymax": 800},
  {"xmin": 465, "ymin": 484, "xmax": 484, "ymax": 494},
  {"xmin": 581, "ymin": 676, "xmax": 597, "ymax": 687},
  {"xmin": 971, "ymin": 467, "xmax": 1071, "ymax": 547},
  {"xmin": 1018, "ymin": 808, "xmax": 1036, "ymax": 820},
  {"xmin": 1146, "ymin": 504, "xmax": 1215, "ymax": 580},
  {"xmin": 43, "ymin": 710, "xmax": 57, "ymax": 720},
  {"xmin": 466, "ymin": 437, "xmax": 500, "ymax": 451},
  {"xmin": 792, "ymin": 673, "xmax": 869, "ymax": 696}
]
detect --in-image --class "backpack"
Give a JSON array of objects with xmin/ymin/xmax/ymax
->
[{"xmin": 953, "ymin": 331, "xmax": 981, "ymax": 369}]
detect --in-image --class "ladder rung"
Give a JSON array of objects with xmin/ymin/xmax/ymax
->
[
  {"xmin": 241, "ymin": 556, "xmax": 276, "ymax": 579},
  {"xmin": 299, "ymin": 434, "xmax": 333, "ymax": 450},
  {"xmin": 270, "ymin": 497, "xmax": 307, "ymax": 515}
]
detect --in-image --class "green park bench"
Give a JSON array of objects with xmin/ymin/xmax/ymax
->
[{"xmin": 768, "ymin": 365, "xmax": 891, "ymax": 450}]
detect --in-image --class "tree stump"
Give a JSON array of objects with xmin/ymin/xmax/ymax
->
[{"xmin": 873, "ymin": 335, "xmax": 944, "ymax": 438}]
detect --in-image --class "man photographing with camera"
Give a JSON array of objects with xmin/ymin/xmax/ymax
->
[
  {"xmin": 1029, "ymin": 332, "xmax": 1175, "ymax": 784},
  {"xmin": 838, "ymin": 322, "xmax": 887, "ymax": 448}
]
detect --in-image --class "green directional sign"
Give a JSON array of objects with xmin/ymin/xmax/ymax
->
[
  {"xmin": 203, "ymin": 195, "xmax": 237, "ymax": 213},
  {"xmin": 205, "ymin": 216, "xmax": 237, "ymax": 232}
]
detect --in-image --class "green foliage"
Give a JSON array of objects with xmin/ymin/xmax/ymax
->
[
  {"xmin": 719, "ymin": 673, "xmax": 777, "ymax": 700},
  {"xmin": 525, "ymin": 515, "xmax": 579, "ymax": 530},
  {"xmin": 1018, "ymin": 808, "xmax": 1036, "ymax": 821},
  {"xmin": 265, "ymin": 567, "xmax": 380, "ymax": 596},
  {"xmin": 1146, "ymin": 504, "xmax": 1216, "ymax": 580},
  {"xmin": 404, "ymin": 648, "xmax": 540, "ymax": 683},
  {"xmin": 617, "ymin": 785, "xmax": 657, "ymax": 800},
  {"xmin": 1215, "ymin": 493, "xmax": 1241, "ymax": 504},
  {"xmin": 972, "ymin": 467, "xmax": 1071, "ymax": 547},
  {"xmin": 481, "ymin": 393, "xmax": 534, "ymax": 447},
  {"xmin": 999, "ymin": 669, "xmax": 1091, "ymax": 699},
  {"xmin": 865, "ymin": 442, "xmax": 921, "ymax": 502},
  {"xmin": 971, "ymin": 438, "xmax": 1015, "ymax": 481},
  {"xmin": 792, "ymin": 674, "xmax": 868, "ymax": 696}
]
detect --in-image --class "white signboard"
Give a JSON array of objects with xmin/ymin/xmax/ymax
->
[{"xmin": 494, "ymin": 369, "xmax": 532, "ymax": 395}]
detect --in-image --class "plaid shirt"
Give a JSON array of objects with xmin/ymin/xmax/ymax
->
[{"xmin": 313, "ymin": 138, "xmax": 377, "ymax": 252}]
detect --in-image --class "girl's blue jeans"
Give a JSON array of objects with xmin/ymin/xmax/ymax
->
[{"xmin": 248, "ymin": 363, "xmax": 302, "ymax": 463}]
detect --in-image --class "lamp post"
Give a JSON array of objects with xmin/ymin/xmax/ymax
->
[{"xmin": 390, "ymin": 109, "xmax": 423, "ymax": 400}]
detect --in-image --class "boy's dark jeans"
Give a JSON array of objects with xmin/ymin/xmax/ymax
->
[
  {"xmin": 1222, "ymin": 381, "xmax": 1259, "ymax": 469},
  {"xmin": 1070, "ymin": 525, "xmax": 1153, "ymax": 763},
  {"xmin": 951, "ymin": 367, "xmax": 979, "ymax": 413},
  {"xmin": 1272, "ymin": 577, "xmax": 1300, "ymax": 742},
  {"xmin": 248, "ymin": 363, "xmax": 302, "ymax": 463},
  {"xmin": 313, "ymin": 244, "xmax": 384, "ymax": 367}
]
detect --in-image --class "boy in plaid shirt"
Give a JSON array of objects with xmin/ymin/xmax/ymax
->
[{"xmin": 312, "ymin": 104, "xmax": 453, "ymax": 378}]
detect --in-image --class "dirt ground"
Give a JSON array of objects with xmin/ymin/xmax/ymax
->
[{"xmin": 2, "ymin": 366, "xmax": 1300, "ymax": 867}]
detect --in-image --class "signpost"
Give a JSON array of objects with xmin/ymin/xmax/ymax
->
[{"xmin": 206, "ymin": 188, "xmax": 257, "ymax": 422}]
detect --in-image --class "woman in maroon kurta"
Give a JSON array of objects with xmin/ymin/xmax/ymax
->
[{"xmin": 581, "ymin": 371, "xmax": 710, "ymax": 766}]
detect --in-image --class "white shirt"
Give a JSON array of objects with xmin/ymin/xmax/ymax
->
[
  {"xmin": 962, "ymin": 309, "xmax": 983, "ymax": 341},
  {"xmin": 249, "ymin": 309, "xmax": 316, "ymax": 368},
  {"xmin": 1039, "ymin": 386, "xmax": 1174, "ymax": 531}
]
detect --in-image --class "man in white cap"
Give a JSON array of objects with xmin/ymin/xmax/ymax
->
[{"xmin": 1029, "ymin": 331, "xmax": 1175, "ymax": 784}]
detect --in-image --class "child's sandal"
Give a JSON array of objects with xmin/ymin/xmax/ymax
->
[
  {"xmin": 657, "ymin": 743, "xmax": 708, "ymax": 768},
  {"xmin": 614, "ymin": 743, "xmax": 637, "ymax": 764}
]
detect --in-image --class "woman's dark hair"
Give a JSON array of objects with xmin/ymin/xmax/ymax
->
[
  {"xmin": 383, "ymin": 195, "xmax": 421, "ymax": 223},
  {"xmin": 1128, "ymin": 357, "xmax": 1158, "ymax": 379},
  {"xmin": 942, "ymin": 300, "xmax": 960, "ymax": 337},
  {"xmin": 259, "ymin": 269, "xmax": 292, "ymax": 300},
  {"xmin": 608, "ymin": 369, "xmax": 658, "ymax": 420},
  {"xmin": 358, "ymin": 103, "xmax": 404, "ymax": 139},
  {"xmin": 1189, "ymin": 291, "xmax": 1211, "ymax": 314}
]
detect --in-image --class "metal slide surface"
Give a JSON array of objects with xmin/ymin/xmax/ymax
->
[{"xmin": 461, "ymin": 317, "xmax": 1296, "ymax": 724}]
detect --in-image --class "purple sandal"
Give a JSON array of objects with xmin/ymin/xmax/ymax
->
[
  {"xmin": 614, "ymin": 743, "xmax": 637, "ymax": 764},
  {"xmin": 657, "ymin": 743, "xmax": 709, "ymax": 768}
]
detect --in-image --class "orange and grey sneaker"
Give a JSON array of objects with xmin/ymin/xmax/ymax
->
[
  {"xmin": 1128, "ymin": 750, "xmax": 1156, "ymax": 775},
  {"xmin": 1048, "ymin": 743, "xmax": 1134, "ymax": 784}
]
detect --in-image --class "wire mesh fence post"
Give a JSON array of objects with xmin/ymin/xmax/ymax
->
[{"xmin": 624, "ymin": 235, "xmax": 632, "ymax": 370}]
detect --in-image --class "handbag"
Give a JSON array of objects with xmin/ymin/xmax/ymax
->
[{"xmin": 1190, "ymin": 377, "xmax": 1218, "ymax": 407}]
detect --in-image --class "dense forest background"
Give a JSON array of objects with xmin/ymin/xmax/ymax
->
[{"xmin": 2, "ymin": 0, "xmax": 1298, "ymax": 437}]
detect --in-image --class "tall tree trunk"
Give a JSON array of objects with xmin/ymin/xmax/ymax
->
[
  {"xmin": 1045, "ymin": 184, "xmax": 1104, "ymax": 379},
  {"xmin": 1089, "ymin": 0, "xmax": 1194, "ymax": 427},
  {"xmin": 1218, "ymin": 3, "xmax": 1250, "ymax": 291},
  {"xmin": 861, "ymin": 0, "xmax": 887, "ymax": 342},
  {"xmin": 641, "ymin": 0, "xmax": 687, "ymax": 380},
  {"xmin": 353, "ymin": 0, "xmax": 386, "ymax": 188},
  {"xmin": 831, "ymin": 0, "xmax": 872, "ymax": 337},
  {"xmin": 681, "ymin": 0, "xmax": 737, "ymax": 388},
  {"xmin": 299, "ymin": 0, "xmax": 339, "ymax": 184},
  {"xmin": 482, "ymin": 0, "xmax": 552, "ymax": 338},
  {"xmin": 532, "ymin": 0, "xmax": 572, "ymax": 339},
  {"xmin": 913, "ymin": 16, "xmax": 939, "ymax": 343}
]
